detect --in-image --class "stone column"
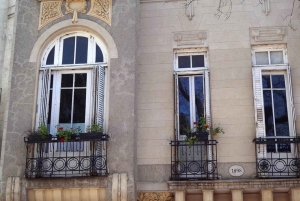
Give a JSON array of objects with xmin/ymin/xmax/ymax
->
[
  {"xmin": 202, "ymin": 190, "xmax": 214, "ymax": 201},
  {"xmin": 289, "ymin": 188, "xmax": 300, "ymax": 201},
  {"xmin": 231, "ymin": 189, "xmax": 243, "ymax": 201},
  {"xmin": 175, "ymin": 191, "xmax": 185, "ymax": 201},
  {"xmin": 260, "ymin": 189, "xmax": 273, "ymax": 201}
]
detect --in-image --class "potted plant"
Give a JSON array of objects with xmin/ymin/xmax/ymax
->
[
  {"xmin": 184, "ymin": 117, "xmax": 225, "ymax": 145},
  {"xmin": 27, "ymin": 124, "xmax": 52, "ymax": 142},
  {"xmin": 79, "ymin": 124, "xmax": 104, "ymax": 140},
  {"xmin": 56, "ymin": 126, "xmax": 81, "ymax": 142},
  {"xmin": 184, "ymin": 117, "xmax": 210, "ymax": 140}
]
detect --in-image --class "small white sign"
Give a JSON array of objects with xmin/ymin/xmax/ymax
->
[{"xmin": 229, "ymin": 165, "xmax": 244, "ymax": 177}]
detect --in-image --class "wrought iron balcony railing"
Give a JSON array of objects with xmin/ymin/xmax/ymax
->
[
  {"xmin": 253, "ymin": 137, "xmax": 300, "ymax": 178},
  {"xmin": 170, "ymin": 140, "xmax": 218, "ymax": 180},
  {"xmin": 25, "ymin": 134, "xmax": 109, "ymax": 178}
]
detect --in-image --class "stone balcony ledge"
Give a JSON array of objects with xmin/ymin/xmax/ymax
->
[{"xmin": 168, "ymin": 179, "xmax": 300, "ymax": 193}]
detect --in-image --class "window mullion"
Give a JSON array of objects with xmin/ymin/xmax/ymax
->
[
  {"xmin": 71, "ymin": 74, "xmax": 75, "ymax": 128},
  {"xmin": 190, "ymin": 76, "xmax": 195, "ymax": 127},
  {"xmin": 270, "ymin": 76, "xmax": 276, "ymax": 138},
  {"xmin": 74, "ymin": 37, "xmax": 77, "ymax": 64},
  {"xmin": 268, "ymin": 51, "xmax": 271, "ymax": 65}
]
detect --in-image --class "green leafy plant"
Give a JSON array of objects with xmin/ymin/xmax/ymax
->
[
  {"xmin": 184, "ymin": 117, "xmax": 210, "ymax": 134},
  {"xmin": 36, "ymin": 124, "xmax": 49, "ymax": 139},
  {"xmin": 211, "ymin": 126, "xmax": 225, "ymax": 135},
  {"xmin": 184, "ymin": 116, "xmax": 225, "ymax": 135},
  {"xmin": 86, "ymin": 124, "xmax": 103, "ymax": 133},
  {"xmin": 56, "ymin": 125, "xmax": 81, "ymax": 142},
  {"xmin": 184, "ymin": 136, "xmax": 198, "ymax": 148}
]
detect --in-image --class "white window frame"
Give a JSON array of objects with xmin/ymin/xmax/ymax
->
[
  {"xmin": 174, "ymin": 50, "xmax": 210, "ymax": 141},
  {"xmin": 41, "ymin": 32, "xmax": 108, "ymax": 67},
  {"xmin": 252, "ymin": 45, "xmax": 296, "ymax": 157},
  {"xmin": 252, "ymin": 44, "xmax": 288, "ymax": 66},
  {"xmin": 37, "ymin": 32, "xmax": 108, "ymax": 133}
]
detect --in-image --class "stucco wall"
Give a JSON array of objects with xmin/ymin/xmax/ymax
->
[
  {"xmin": 0, "ymin": 0, "xmax": 139, "ymax": 200},
  {"xmin": 137, "ymin": 0, "xmax": 300, "ymax": 182}
]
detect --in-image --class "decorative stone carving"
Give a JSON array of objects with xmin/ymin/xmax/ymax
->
[
  {"xmin": 173, "ymin": 31, "xmax": 208, "ymax": 48},
  {"xmin": 137, "ymin": 192, "xmax": 174, "ymax": 201},
  {"xmin": 65, "ymin": 0, "xmax": 87, "ymax": 23},
  {"xmin": 38, "ymin": 1, "xmax": 63, "ymax": 30},
  {"xmin": 87, "ymin": 0, "xmax": 112, "ymax": 26},
  {"xmin": 262, "ymin": 0, "xmax": 270, "ymax": 15},
  {"xmin": 250, "ymin": 27, "xmax": 286, "ymax": 44}
]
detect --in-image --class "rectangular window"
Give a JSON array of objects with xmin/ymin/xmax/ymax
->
[
  {"xmin": 252, "ymin": 46, "xmax": 295, "ymax": 154},
  {"xmin": 175, "ymin": 52, "xmax": 210, "ymax": 140}
]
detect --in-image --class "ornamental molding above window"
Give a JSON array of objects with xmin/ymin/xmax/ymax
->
[
  {"xmin": 38, "ymin": 0, "xmax": 112, "ymax": 30},
  {"xmin": 173, "ymin": 31, "xmax": 208, "ymax": 49},
  {"xmin": 137, "ymin": 192, "xmax": 174, "ymax": 201},
  {"xmin": 250, "ymin": 27, "xmax": 287, "ymax": 44}
]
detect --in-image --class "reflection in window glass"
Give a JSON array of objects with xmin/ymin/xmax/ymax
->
[
  {"xmin": 273, "ymin": 90, "xmax": 289, "ymax": 136},
  {"xmin": 75, "ymin": 37, "xmax": 88, "ymax": 64},
  {"xmin": 270, "ymin": 51, "xmax": 284, "ymax": 65},
  {"xmin": 46, "ymin": 47, "xmax": 55, "ymax": 65},
  {"xmin": 262, "ymin": 75, "xmax": 271, "ymax": 88},
  {"xmin": 194, "ymin": 76, "xmax": 204, "ymax": 122},
  {"xmin": 96, "ymin": 45, "xmax": 104, "ymax": 62},
  {"xmin": 178, "ymin": 77, "xmax": 190, "ymax": 134},
  {"xmin": 62, "ymin": 37, "xmax": 75, "ymax": 65},
  {"xmin": 178, "ymin": 56, "xmax": 190, "ymax": 68},
  {"xmin": 59, "ymin": 89, "xmax": 72, "ymax": 123},
  {"xmin": 255, "ymin": 52, "xmax": 269, "ymax": 65},
  {"xmin": 73, "ymin": 89, "xmax": 86, "ymax": 123},
  {"xmin": 263, "ymin": 74, "xmax": 289, "ymax": 138},
  {"xmin": 192, "ymin": 55, "xmax": 205, "ymax": 67}
]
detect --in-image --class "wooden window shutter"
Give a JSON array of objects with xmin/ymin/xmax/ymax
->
[
  {"xmin": 287, "ymin": 66, "xmax": 296, "ymax": 137},
  {"xmin": 174, "ymin": 72, "xmax": 180, "ymax": 140},
  {"xmin": 95, "ymin": 65, "xmax": 106, "ymax": 127},
  {"xmin": 37, "ymin": 68, "xmax": 51, "ymax": 126},
  {"xmin": 252, "ymin": 67, "xmax": 267, "ymax": 158},
  {"xmin": 204, "ymin": 70, "xmax": 211, "ymax": 127}
]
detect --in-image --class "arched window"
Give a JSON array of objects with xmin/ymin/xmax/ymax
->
[{"xmin": 36, "ymin": 32, "xmax": 107, "ymax": 136}]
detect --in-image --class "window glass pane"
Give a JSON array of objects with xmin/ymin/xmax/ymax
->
[
  {"xmin": 194, "ymin": 76, "xmax": 204, "ymax": 122},
  {"xmin": 263, "ymin": 90, "xmax": 274, "ymax": 137},
  {"xmin": 178, "ymin": 77, "xmax": 190, "ymax": 134},
  {"xmin": 62, "ymin": 37, "xmax": 75, "ymax": 64},
  {"xmin": 59, "ymin": 89, "xmax": 72, "ymax": 123},
  {"xmin": 271, "ymin": 75, "xmax": 285, "ymax": 88},
  {"xmin": 96, "ymin": 44, "xmax": 104, "ymax": 62},
  {"xmin": 61, "ymin": 74, "xmax": 73, "ymax": 88},
  {"xmin": 73, "ymin": 89, "xmax": 86, "ymax": 123},
  {"xmin": 75, "ymin": 36, "xmax": 88, "ymax": 64},
  {"xmin": 50, "ymin": 74, "xmax": 53, "ymax": 88},
  {"xmin": 47, "ymin": 90, "xmax": 52, "ymax": 125},
  {"xmin": 273, "ymin": 90, "xmax": 289, "ymax": 136},
  {"xmin": 255, "ymin": 52, "xmax": 269, "ymax": 65},
  {"xmin": 270, "ymin": 51, "xmax": 284, "ymax": 64},
  {"xmin": 178, "ymin": 56, "xmax": 191, "ymax": 68},
  {"xmin": 192, "ymin": 55, "xmax": 205, "ymax": 68},
  {"xmin": 75, "ymin": 74, "xmax": 87, "ymax": 87},
  {"xmin": 262, "ymin": 75, "xmax": 271, "ymax": 88},
  {"xmin": 46, "ymin": 47, "xmax": 55, "ymax": 65}
]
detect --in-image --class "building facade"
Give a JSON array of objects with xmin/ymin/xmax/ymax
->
[{"xmin": 0, "ymin": 0, "xmax": 300, "ymax": 201}]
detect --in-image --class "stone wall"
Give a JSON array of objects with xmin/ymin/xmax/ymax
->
[{"xmin": 137, "ymin": 0, "xmax": 300, "ymax": 184}]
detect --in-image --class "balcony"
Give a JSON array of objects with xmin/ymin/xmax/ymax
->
[
  {"xmin": 170, "ymin": 140, "xmax": 218, "ymax": 180},
  {"xmin": 24, "ymin": 134, "xmax": 109, "ymax": 178},
  {"xmin": 253, "ymin": 137, "xmax": 300, "ymax": 178}
]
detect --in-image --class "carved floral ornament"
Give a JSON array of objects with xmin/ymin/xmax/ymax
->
[
  {"xmin": 137, "ymin": 192, "xmax": 174, "ymax": 201},
  {"xmin": 38, "ymin": 0, "xmax": 112, "ymax": 30}
]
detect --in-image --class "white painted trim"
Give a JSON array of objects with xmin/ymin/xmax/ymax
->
[{"xmin": 29, "ymin": 19, "xmax": 118, "ymax": 63}]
